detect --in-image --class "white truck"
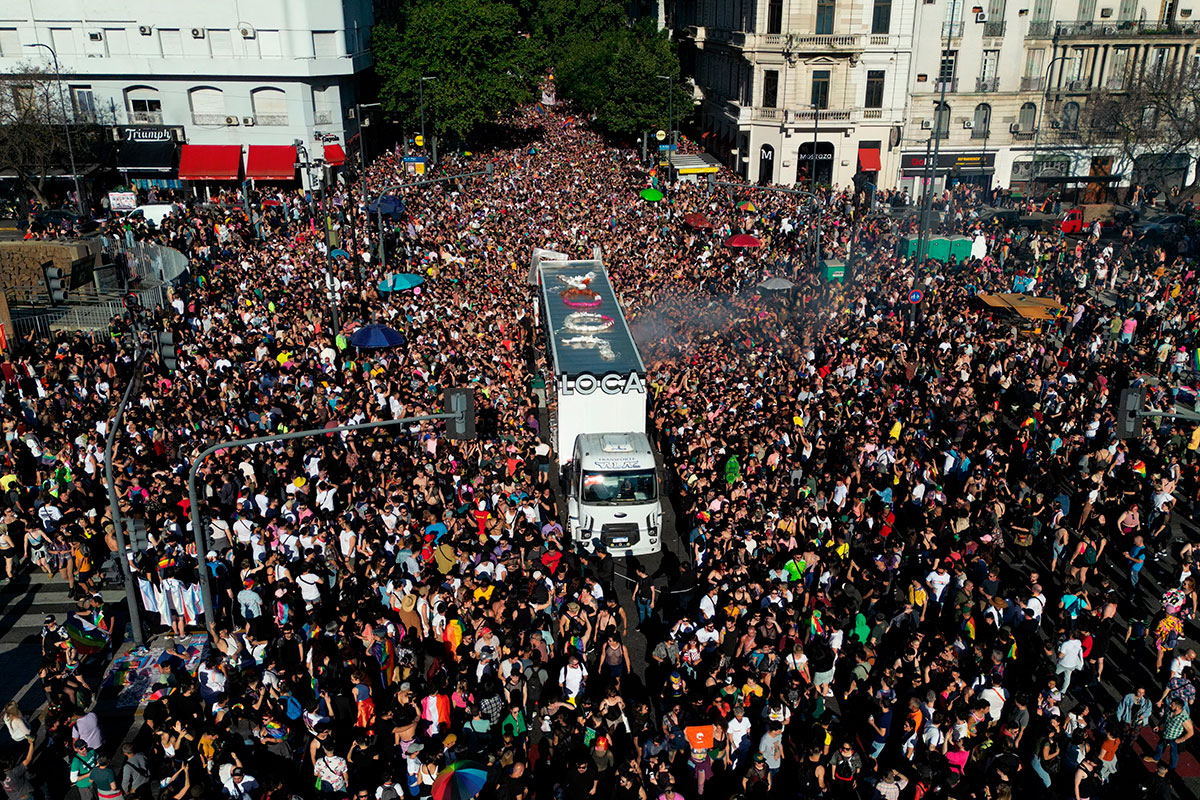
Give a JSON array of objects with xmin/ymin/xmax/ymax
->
[{"xmin": 536, "ymin": 251, "xmax": 662, "ymax": 557}]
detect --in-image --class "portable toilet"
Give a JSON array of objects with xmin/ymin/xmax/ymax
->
[{"xmin": 821, "ymin": 259, "xmax": 846, "ymax": 283}]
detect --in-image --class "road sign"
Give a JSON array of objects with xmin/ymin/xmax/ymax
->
[
  {"xmin": 908, "ymin": 289, "xmax": 924, "ymax": 304},
  {"xmin": 655, "ymin": 129, "xmax": 666, "ymax": 141},
  {"xmin": 414, "ymin": 134, "xmax": 425, "ymax": 147},
  {"xmin": 658, "ymin": 144, "xmax": 677, "ymax": 152}
]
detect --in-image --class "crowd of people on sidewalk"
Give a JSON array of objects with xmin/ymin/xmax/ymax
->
[{"xmin": 0, "ymin": 101, "xmax": 1198, "ymax": 800}]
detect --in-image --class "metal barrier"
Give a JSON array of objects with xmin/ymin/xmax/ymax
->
[{"xmin": 98, "ymin": 236, "xmax": 190, "ymax": 288}]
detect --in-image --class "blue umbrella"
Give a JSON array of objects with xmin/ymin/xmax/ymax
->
[
  {"xmin": 377, "ymin": 273, "xmax": 425, "ymax": 292},
  {"xmin": 349, "ymin": 324, "xmax": 406, "ymax": 349},
  {"xmin": 330, "ymin": 248, "xmax": 350, "ymax": 259},
  {"xmin": 367, "ymin": 196, "xmax": 405, "ymax": 219}
]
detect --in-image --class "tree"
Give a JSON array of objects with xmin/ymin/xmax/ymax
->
[
  {"xmin": 554, "ymin": 19, "xmax": 692, "ymax": 139},
  {"xmin": 1080, "ymin": 63, "xmax": 1200, "ymax": 191},
  {"xmin": 373, "ymin": 0, "xmax": 541, "ymax": 139},
  {"xmin": 0, "ymin": 65, "xmax": 108, "ymax": 205}
]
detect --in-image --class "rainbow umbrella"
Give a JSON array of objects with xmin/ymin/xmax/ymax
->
[
  {"xmin": 737, "ymin": 200, "xmax": 757, "ymax": 212},
  {"xmin": 640, "ymin": 188, "xmax": 664, "ymax": 202},
  {"xmin": 432, "ymin": 761, "xmax": 488, "ymax": 800}
]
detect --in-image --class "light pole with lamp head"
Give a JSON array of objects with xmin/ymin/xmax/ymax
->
[
  {"xmin": 1030, "ymin": 47, "xmax": 1075, "ymax": 201},
  {"xmin": 657, "ymin": 74, "xmax": 675, "ymax": 183},
  {"xmin": 25, "ymin": 43, "xmax": 83, "ymax": 214},
  {"xmin": 295, "ymin": 140, "xmax": 340, "ymax": 335},
  {"xmin": 419, "ymin": 76, "xmax": 436, "ymax": 163}
]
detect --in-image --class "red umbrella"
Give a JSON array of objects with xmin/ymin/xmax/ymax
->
[
  {"xmin": 724, "ymin": 234, "xmax": 763, "ymax": 248},
  {"xmin": 683, "ymin": 212, "xmax": 714, "ymax": 229}
]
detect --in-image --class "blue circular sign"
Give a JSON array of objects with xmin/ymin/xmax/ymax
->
[{"xmin": 908, "ymin": 289, "xmax": 924, "ymax": 304}]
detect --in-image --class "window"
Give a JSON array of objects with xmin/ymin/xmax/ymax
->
[
  {"xmin": 208, "ymin": 29, "xmax": 233, "ymax": 57},
  {"xmin": 1142, "ymin": 105, "xmax": 1158, "ymax": 126},
  {"xmin": 1152, "ymin": 47, "xmax": 1169, "ymax": 75},
  {"xmin": 816, "ymin": 0, "xmax": 836, "ymax": 34},
  {"xmin": 11, "ymin": 85, "xmax": 34, "ymax": 115},
  {"xmin": 50, "ymin": 28, "xmax": 74, "ymax": 55},
  {"xmin": 973, "ymin": 103, "xmax": 991, "ymax": 134},
  {"xmin": 762, "ymin": 70, "xmax": 779, "ymax": 108},
  {"xmin": 1032, "ymin": 0, "xmax": 1053, "ymax": 19},
  {"xmin": 0, "ymin": 28, "xmax": 19, "ymax": 57},
  {"xmin": 872, "ymin": 0, "xmax": 892, "ymax": 33},
  {"xmin": 811, "ymin": 69, "xmax": 831, "ymax": 109},
  {"xmin": 259, "ymin": 29, "xmax": 282, "ymax": 57},
  {"xmin": 251, "ymin": 87, "xmax": 289, "ymax": 125},
  {"xmin": 126, "ymin": 87, "xmax": 162, "ymax": 123},
  {"xmin": 189, "ymin": 87, "xmax": 226, "ymax": 123},
  {"xmin": 1025, "ymin": 48, "xmax": 1045, "ymax": 78},
  {"xmin": 159, "ymin": 28, "xmax": 181, "ymax": 57},
  {"xmin": 1077, "ymin": 0, "xmax": 1097, "ymax": 21},
  {"xmin": 1019, "ymin": 101, "xmax": 1037, "ymax": 131},
  {"xmin": 1062, "ymin": 101, "xmax": 1080, "ymax": 129},
  {"xmin": 767, "ymin": 0, "xmax": 784, "ymax": 34},
  {"xmin": 104, "ymin": 27, "xmax": 128, "ymax": 56},
  {"xmin": 71, "ymin": 86, "xmax": 96, "ymax": 122},
  {"xmin": 934, "ymin": 102, "xmax": 950, "ymax": 137},
  {"xmin": 312, "ymin": 30, "xmax": 338, "ymax": 57},
  {"xmin": 1118, "ymin": 0, "xmax": 1137, "ymax": 19},
  {"xmin": 312, "ymin": 84, "xmax": 336, "ymax": 124},
  {"xmin": 939, "ymin": 50, "xmax": 957, "ymax": 84},
  {"xmin": 865, "ymin": 70, "xmax": 885, "ymax": 108}
]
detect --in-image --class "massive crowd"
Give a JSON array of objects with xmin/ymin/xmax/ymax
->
[{"xmin": 0, "ymin": 102, "xmax": 1198, "ymax": 800}]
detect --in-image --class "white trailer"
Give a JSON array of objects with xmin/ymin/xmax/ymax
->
[{"xmin": 537, "ymin": 253, "xmax": 662, "ymax": 556}]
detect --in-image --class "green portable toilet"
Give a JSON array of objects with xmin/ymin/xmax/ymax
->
[
  {"xmin": 821, "ymin": 259, "xmax": 846, "ymax": 283},
  {"xmin": 901, "ymin": 235, "xmax": 920, "ymax": 259},
  {"xmin": 926, "ymin": 237, "xmax": 951, "ymax": 262},
  {"xmin": 948, "ymin": 236, "xmax": 973, "ymax": 263}
]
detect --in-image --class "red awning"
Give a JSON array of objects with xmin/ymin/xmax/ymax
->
[
  {"xmin": 177, "ymin": 145, "xmax": 243, "ymax": 181},
  {"xmin": 324, "ymin": 144, "xmax": 347, "ymax": 166},
  {"xmin": 858, "ymin": 147, "xmax": 882, "ymax": 172},
  {"xmin": 245, "ymin": 145, "xmax": 297, "ymax": 181}
]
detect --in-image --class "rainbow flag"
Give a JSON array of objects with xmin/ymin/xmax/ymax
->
[
  {"xmin": 64, "ymin": 615, "xmax": 109, "ymax": 656},
  {"xmin": 1131, "ymin": 460, "xmax": 1147, "ymax": 477},
  {"xmin": 1022, "ymin": 416, "xmax": 1038, "ymax": 431},
  {"xmin": 810, "ymin": 610, "xmax": 826, "ymax": 637}
]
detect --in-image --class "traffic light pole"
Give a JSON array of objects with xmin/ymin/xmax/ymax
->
[
  {"xmin": 374, "ymin": 164, "xmax": 493, "ymax": 269},
  {"xmin": 187, "ymin": 402, "xmax": 472, "ymax": 627},
  {"xmin": 104, "ymin": 342, "xmax": 148, "ymax": 647}
]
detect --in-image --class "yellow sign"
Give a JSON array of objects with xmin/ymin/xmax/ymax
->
[
  {"xmin": 415, "ymin": 135, "xmax": 425, "ymax": 147},
  {"xmin": 677, "ymin": 166, "xmax": 719, "ymax": 175}
]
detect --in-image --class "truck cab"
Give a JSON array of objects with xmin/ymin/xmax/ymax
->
[{"xmin": 567, "ymin": 432, "xmax": 662, "ymax": 557}]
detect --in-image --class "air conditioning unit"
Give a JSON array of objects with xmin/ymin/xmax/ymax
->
[
  {"xmin": 88, "ymin": 31, "xmax": 104, "ymax": 41},
  {"xmin": 976, "ymin": 11, "xmax": 987, "ymax": 22},
  {"xmin": 239, "ymin": 24, "xmax": 256, "ymax": 39},
  {"xmin": 138, "ymin": 25, "xmax": 153, "ymax": 36},
  {"xmin": 920, "ymin": 119, "xmax": 932, "ymax": 129},
  {"xmin": 242, "ymin": 116, "xmax": 255, "ymax": 126},
  {"xmin": 224, "ymin": 115, "xmax": 239, "ymax": 125},
  {"xmin": 1009, "ymin": 122, "xmax": 1021, "ymax": 132},
  {"xmin": 191, "ymin": 28, "xmax": 206, "ymax": 39},
  {"xmin": 963, "ymin": 119, "xmax": 974, "ymax": 129}
]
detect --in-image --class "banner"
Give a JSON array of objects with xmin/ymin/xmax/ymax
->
[{"xmin": 108, "ymin": 191, "xmax": 137, "ymax": 211}]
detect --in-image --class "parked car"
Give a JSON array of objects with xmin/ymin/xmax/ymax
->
[
  {"xmin": 122, "ymin": 203, "xmax": 178, "ymax": 228},
  {"xmin": 1132, "ymin": 213, "xmax": 1188, "ymax": 238},
  {"xmin": 30, "ymin": 209, "xmax": 99, "ymax": 234}
]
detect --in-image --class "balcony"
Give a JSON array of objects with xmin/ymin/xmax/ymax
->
[
  {"xmin": 129, "ymin": 110, "xmax": 163, "ymax": 124},
  {"xmin": 976, "ymin": 77, "xmax": 1000, "ymax": 92},
  {"xmin": 745, "ymin": 106, "xmax": 855, "ymax": 123},
  {"xmin": 942, "ymin": 21, "xmax": 964, "ymax": 39},
  {"xmin": 934, "ymin": 79, "xmax": 959, "ymax": 93},
  {"xmin": 1026, "ymin": 21, "xmax": 1054, "ymax": 38},
  {"xmin": 983, "ymin": 21, "xmax": 1007, "ymax": 37},
  {"xmin": 860, "ymin": 108, "xmax": 884, "ymax": 119},
  {"xmin": 192, "ymin": 113, "xmax": 230, "ymax": 125},
  {"xmin": 1106, "ymin": 77, "xmax": 1127, "ymax": 91},
  {"xmin": 254, "ymin": 114, "xmax": 290, "ymax": 126},
  {"xmin": 1062, "ymin": 80, "xmax": 1091, "ymax": 93},
  {"xmin": 708, "ymin": 28, "xmax": 733, "ymax": 44},
  {"xmin": 1053, "ymin": 20, "xmax": 1200, "ymax": 38},
  {"xmin": 971, "ymin": 128, "xmax": 990, "ymax": 139},
  {"xmin": 790, "ymin": 107, "xmax": 853, "ymax": 122},
  {"xmin": 1013, "ymin": 130, "xmax": 1036, "ymax": 140},
  {"xmin": 1021, "ymin": 76, "xmax": 1044, "ymax": 91}
]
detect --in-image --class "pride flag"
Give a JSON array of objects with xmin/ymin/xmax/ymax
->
[{"xmin": 1131, "ymin": 460, "xmax": 1147, "ymax": 477}]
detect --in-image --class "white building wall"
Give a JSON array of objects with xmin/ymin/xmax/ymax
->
[{"xmin": 0, "ymin": 0, "xmax": 373, "ymax": 177}]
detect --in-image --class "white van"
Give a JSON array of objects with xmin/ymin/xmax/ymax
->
[{"xmin": 123, "ymin": 204, "xmax": 177, "ymax": 228}]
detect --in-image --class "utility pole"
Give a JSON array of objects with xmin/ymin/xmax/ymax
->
[
  {"xmin": 811, "ymin": 104, "xmax": 820, "ymax": 194},
  {"xmin": 296, "ymin": 141, "xmax": 339, "ymax": 334},
  {"xmin": 419, "ymin": 76, "xmax": 436, "ymax": 165},
  {"xmin": 25, "ymin": 43, "xmax": 83, "ymax": 214},
  {"xmin": 917, "ymin": 0, "xmax": 961, "ymax": 263}
]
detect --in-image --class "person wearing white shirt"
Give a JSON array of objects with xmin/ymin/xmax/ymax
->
[{"xmin": 1056, "ymin": 635, "xmax": 1084, "ymax": 692}]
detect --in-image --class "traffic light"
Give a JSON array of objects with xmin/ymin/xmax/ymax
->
[
  {"xmin": 41, "ymin": 261, "xmax": 66, "ymax": 305},
  {"xmin": 443, "ymin": 388, "xmax": 476, "ymax": 441},
  {"xmin": 156, "ymin": 330, "xmax": 178, "ymax": 372},
  {"xmin": 1117, "ymin": 387, "xmax": 1144, "ymax": 439}
]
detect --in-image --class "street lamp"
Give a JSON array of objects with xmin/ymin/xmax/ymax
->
[
  {"xmin": 1029, "ymin": 50, "xmax": 1076, "ymax": 198},
  {"xmin": 419, "ymin": 76, "xmax": 437, "ymax": 145},
  {"xmin": 656, "ymin": 74, "xmax": 675, "ymax": 147},
  {"xmin": 25, "ymin": 43, "xmax": 83, "ymax": 214},
  {"xmin": 810, "ymin": 103, "xmax": 820, "ymax": 194},
  {"xmin": 353, "ymin": 102, "xmax": 381, "ymax": 203},
  {"xmin": 295, "ymin": 140, "xmax": 340, "ymax": 335}
]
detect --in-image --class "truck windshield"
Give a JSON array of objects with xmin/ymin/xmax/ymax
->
[{"xmin": 581, "ymin": 469, "xmax": 657, "ymax": 504}]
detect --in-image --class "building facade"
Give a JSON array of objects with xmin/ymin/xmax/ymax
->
[
  {"xmin": 672, "ymin": 0, "xmax": 919, "ymax": 190},
  {"xmin": 674, "ymin": 0, "xmax": 1200, "ymax": 193},
  {"xmin": 0, "ymin": 0, "xmax": 374, "ymax": 187},
  {"xmin": 904, "ymin": 0, "xmax": 1200, "ymax": 198}
]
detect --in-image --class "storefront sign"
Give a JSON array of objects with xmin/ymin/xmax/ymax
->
[
  {"xmin": 901, "ymin": 152, "xmax": 997, "ymax": 173},
  {"xmin": 557, "ymin": 372, "xmax": 647, "ymax": 396},
  {"xmin": 118, "ymin": 126, "xmax": 182, "ymax": 142}
]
